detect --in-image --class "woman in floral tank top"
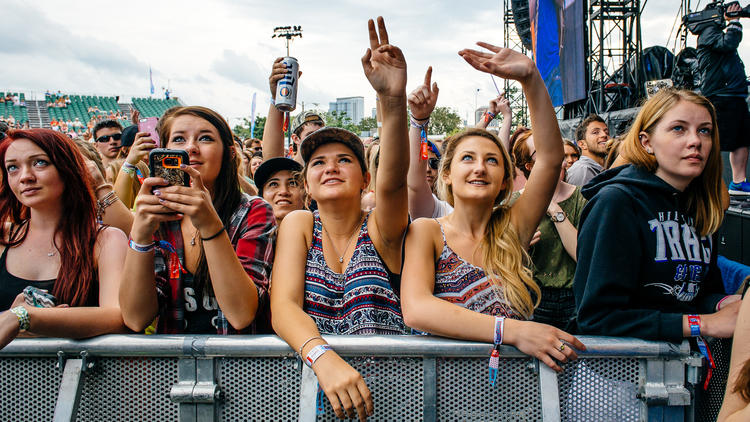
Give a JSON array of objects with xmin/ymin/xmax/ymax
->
[
  {"xmin": 401, "ymin": 44, "xmax": 586, "ymax": 372},
  {"xmin": 271, "ymin": 17, "xmax": 410, "ymax": 421}
]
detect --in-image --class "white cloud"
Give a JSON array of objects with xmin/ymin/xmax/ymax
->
[{"xmin": 3, "ymin": 0, "xmax": 749, "ymax": 126}]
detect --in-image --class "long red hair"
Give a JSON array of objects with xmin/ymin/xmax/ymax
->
[{"xmin": 0, "ymin": 129, "xmax": 100, "ymax": 306}]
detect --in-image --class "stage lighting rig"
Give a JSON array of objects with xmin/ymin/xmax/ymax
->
[{"xmin": 272, "ymin": 26, "xmax": 303, "ymax": 56}]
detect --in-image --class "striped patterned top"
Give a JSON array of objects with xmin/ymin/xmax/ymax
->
[
  {"xmin": 303, "ymin": 211, "xmax": 406, "ymax": 335},
  {"xmin": 434, "ymin": 220, "xmax": 521, "ymax": 319}
]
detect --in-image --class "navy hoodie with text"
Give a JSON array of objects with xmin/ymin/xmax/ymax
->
[{"xmin": 572, "ymin": 165, "xmax": 725, "ymax": 342}]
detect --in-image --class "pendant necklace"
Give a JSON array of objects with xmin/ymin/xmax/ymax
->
[{"xmin": 322, "ymin": 214, "xmax": 364, "ymax": 264}]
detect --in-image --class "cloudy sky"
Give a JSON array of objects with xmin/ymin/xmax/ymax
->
[{"xmin": 1, "ymin": 0, "xmax": 747, "ymax": 126}]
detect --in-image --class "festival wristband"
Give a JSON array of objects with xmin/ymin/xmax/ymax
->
[
  {"xmin": 688, "ymin": 314, "xmax": 716, "ymax": 390},
  {"xmin": 10, "ymin": 306, "xmax": 30, "ymax": 332},
  {"xmin": 129, "ymin": 238, "xmax": 156, "ymax": 253},
  {"xmin": 494, "ymin": 316, "xmax": 505, "ymax": 345},
  {"xmin": 305, "ymin": 344, "xmax": 333, "ymax": 367},
  {"xmin": 687, "ymin": 314, "xmax": 701, "ymax": 337}
]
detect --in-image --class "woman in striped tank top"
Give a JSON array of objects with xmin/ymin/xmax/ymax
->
[
  {"xmin": 270, "ymin": 17, "xmax": 409, "ymax": 421},
  {"xmin": 401, "ymin": 44, "xmax": 586, "ymax": 372}
]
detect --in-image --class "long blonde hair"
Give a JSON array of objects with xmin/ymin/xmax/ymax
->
[
  {"xmin": 437, "ymin": 128, "xmax": 539, "ymax": 318},
  {"xmin": 620, "ymin": 88, "xmax": 723, "ymax": 236}
]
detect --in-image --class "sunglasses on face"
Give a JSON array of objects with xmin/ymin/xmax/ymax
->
[
  {"xmin": 96, "ymin": 133, "xmax": 122, "ymax": 143},
  {"xmin": 428, "ymin": 158, "xmax": 440, "ymax": 170}
]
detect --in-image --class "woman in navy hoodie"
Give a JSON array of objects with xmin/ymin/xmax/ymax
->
[{"xmin": 573, "ymin": 88, "xmax": 741, "ymax": 342}]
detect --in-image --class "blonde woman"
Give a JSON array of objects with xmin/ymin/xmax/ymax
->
[
  {"xmin": 401, "ymin": 43, "xmax": 585, "ymax": 372},
  {"xmin": 573, "ymin": 88, "xmax": 741, "ymax": 342}
]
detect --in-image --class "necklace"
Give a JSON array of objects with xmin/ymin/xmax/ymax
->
[
  {"xmin": 322, "ymin": 214, "xmax": 364, "ymax": 264},
  {"xmin": 190, "ymin": 229, "xmax": 199, "ymax": 246}
]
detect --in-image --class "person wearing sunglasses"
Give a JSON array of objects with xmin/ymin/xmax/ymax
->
[
  {"xmin": 407, "ymin": 67, "xmax": 453, "ymax": 219},
  {"xmin": 92, "ymin": 120, "xmax": 123, "ymax": 169}
]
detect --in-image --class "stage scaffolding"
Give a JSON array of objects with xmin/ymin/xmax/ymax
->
[
  {"xmin": 585, "ymin": 0, "xmax": 643, "ymax": 115},
  {"xmin": 503, "ymin": 0, "xmax": 530, "ymax": 127}
]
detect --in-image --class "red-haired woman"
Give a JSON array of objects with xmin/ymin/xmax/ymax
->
[{"xmin": 0, "ymin": 129, "xmax": 128, "ymax": 349}]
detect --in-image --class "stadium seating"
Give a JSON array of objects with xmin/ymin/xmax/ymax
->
[
  {"xmin": 0, "ymin": 92, "xmax": 29, "ymax": 124},
  {"xmin": 47, "ymin": 94, "xmax": 129, "ymax": 129},
  {"xmin": 132, "ymin": 97, "xmax": 180, "ymax": 118}
]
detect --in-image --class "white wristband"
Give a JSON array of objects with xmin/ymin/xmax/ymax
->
[{"xmin": 305, "ymin": 344, "xmax": 332, "ymax": 367}]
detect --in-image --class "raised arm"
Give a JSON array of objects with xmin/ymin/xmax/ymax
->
[
  {"xmin": 460, "ymin": 43, "xmax": 562, "ymax": 247},
  {"xmin": 262, "ymin": 57, "xmax": 289, "ymax": 161},
  {"xmin": 115, "ymin": 131, "xmax": 156, "ymax": 208},
  {"xmin": 476, "ymin": 93, "xmax": 513, "ymax": 149},
  {"xmin": 362, "ymin": 17, "xmax": 410, "ymax": 264},
  {"xmin": 407, "ymin": 66, "xmax": 440, "ymax": 219}
]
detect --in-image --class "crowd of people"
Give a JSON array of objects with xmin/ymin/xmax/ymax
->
[{"xmin": 1, "ymin": 15, "xmax": 750, "ymax": 421}]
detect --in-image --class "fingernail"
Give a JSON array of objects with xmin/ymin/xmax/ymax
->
[
  {"xmin": 153, "ymin": 190, "xmax": 161, "ymax": 196},
  {"xmin": 180, "ymin": 164, "xmax": 187, "ymax": 169},
  {"xmin": 158, "ymin": 198, "xmax": 165, "ymax": 203}
]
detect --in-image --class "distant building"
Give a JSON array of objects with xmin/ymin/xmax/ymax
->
[
  {"xmin": 329, "ymin": 96, "xmax": 364, "ymax": 125},
  {"xmin": 372, "ymin": 107, "xmax": 377, "ymax": 119}
]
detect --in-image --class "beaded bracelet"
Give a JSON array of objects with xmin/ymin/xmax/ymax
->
[{"xmin": 10, "ymin": 306, "xmax": 30, "ymax": 332}]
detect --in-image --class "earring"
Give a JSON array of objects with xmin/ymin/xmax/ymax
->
[{"xmin": 646, "ymin": 148, "xmax": 653, "ymax": 154}]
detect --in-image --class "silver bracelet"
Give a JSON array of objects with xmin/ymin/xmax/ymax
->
[{"xmin": 298, "ymin": 336, "xmax": 324, "ymax": 357}]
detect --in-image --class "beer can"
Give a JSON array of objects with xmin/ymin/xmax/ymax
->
[{"xmin": 274, "ymin": 57, "xmax": 299, "ymax": 112}]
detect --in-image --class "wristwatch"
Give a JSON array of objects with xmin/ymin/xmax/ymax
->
[{"xmin": 549, "ymin": 211, "xmax": 567, "ymax": 223}]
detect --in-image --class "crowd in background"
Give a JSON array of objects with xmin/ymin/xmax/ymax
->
[{"xmin": 0, "ymin": 14, "xmax": 750, "ymax": 421}]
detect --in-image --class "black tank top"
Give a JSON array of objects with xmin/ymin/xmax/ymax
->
[{"xmin": 0, "ymin": 247, "xmax": 55, "ymax": 311}]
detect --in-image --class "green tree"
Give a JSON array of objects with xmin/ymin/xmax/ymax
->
[
  {"xmin": 356, "ymin": 116, "xmax": 378, "ymax": 135},
  {"xmin": 232, "ymin": 116, "xmax": 266, "ymax": 139},
  {"xmin": 323, "ymin": 110, "xmax": 358, "ymax": 132},
  {"xmin": 429, "ymin": 106, "xmax": 462, "ymax": 136}
]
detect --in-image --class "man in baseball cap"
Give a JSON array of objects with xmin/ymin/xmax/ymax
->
[
  {"xmin": 253, "ymin": 157, "xmax": 305, "ymax": 223},
  {"xmin": 289, "ymin": 111, "xmax": 325, "ymax": 164}
]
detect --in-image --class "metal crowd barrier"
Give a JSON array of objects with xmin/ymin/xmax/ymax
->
[{"xmin": 0, "ymin": 335, "xmax": 702, "ymax": 421}]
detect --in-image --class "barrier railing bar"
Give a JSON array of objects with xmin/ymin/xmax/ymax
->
[
  {"xmin": 0, "ymin": 335, "xmax": 693, "ymax": 359},
  {"xmin": 539, "ymin": 362, "xmax": 561, "ymax": 422},
  {"xmin": 423, "ymin": 357, "xmax": 437, "ymax": 421},
  {"xmin": 52, "ymin": 358, "xmax": 84, "ymax": 422}
]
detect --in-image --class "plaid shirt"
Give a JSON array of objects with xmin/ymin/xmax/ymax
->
[{"xmin": 152, "ymin": 194, "xmax": 276, "ymax": 334}]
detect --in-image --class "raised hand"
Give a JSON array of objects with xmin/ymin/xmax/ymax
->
[
  {"xmin": 127, "ymin": 132, "xmax": 157, "ymax": 165},
  {"xmin": 490, "ymin": 92, "xmax": 511, "ymax": 117},
  {"xmin": 407, "ymin": 66, "xmax": 439, "ymax": 120},
  {"xmin": 459, "ymin": 42, "xmax": 537, "ymax": 84},
  {"xmin": 361, "ymin": 16, "xmax": 407, "ymax": 97},
  {"xmin": 269, "ymin": 57, "xmax": 303, "ymax": 100}
]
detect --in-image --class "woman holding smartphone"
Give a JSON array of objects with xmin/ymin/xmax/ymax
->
[
  {"xmin": 119, "ymin": 106, "xmax": 276, "ymax": 334},
  {"xmin": 0, "ymin": 129, "xmax": 128, "ymax": 350}
]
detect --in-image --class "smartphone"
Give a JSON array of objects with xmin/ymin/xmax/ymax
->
[
  {"xmin": 23, "ymin": 286, "xmax": 57, "ymax": 308},
  {"xmin": 149, "ymin": 149, "xmax": 190, "ymax": 187},
  {"xmin": 138, "ymin": 117, "xmax": 160, "ymax": 145}
]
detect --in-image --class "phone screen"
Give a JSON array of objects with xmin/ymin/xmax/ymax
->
[
  {"xmin": 149, "ymin": 149, "xmax": 190, "ymax": 187},
  {"xmin": 138, "ymin": 117, "xmax": 160, "ymax": 144}
]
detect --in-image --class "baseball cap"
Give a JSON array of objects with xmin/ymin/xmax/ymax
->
[
  {"xmin": 120, "ymin": 125, "xmax": 139, "ymax": 148},
  {"xmin": 253, "ymin": 157, "xmax": 303, "ymax": 197},
  {"xmin": 291, "ymin": 111, "xmax": 325, "ymax": 136},
  {"xmin": 300, "ymin": 127, "xmax": 366, "ymax": 172}
]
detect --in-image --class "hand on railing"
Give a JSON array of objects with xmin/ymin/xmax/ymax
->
[
  {"xmin": 506, "ymin": 319, "xmax": 586, "ymax": 372},
  {"xmin": 313, "ymin": 351, "xmax": 373, "ymax": 421}
]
